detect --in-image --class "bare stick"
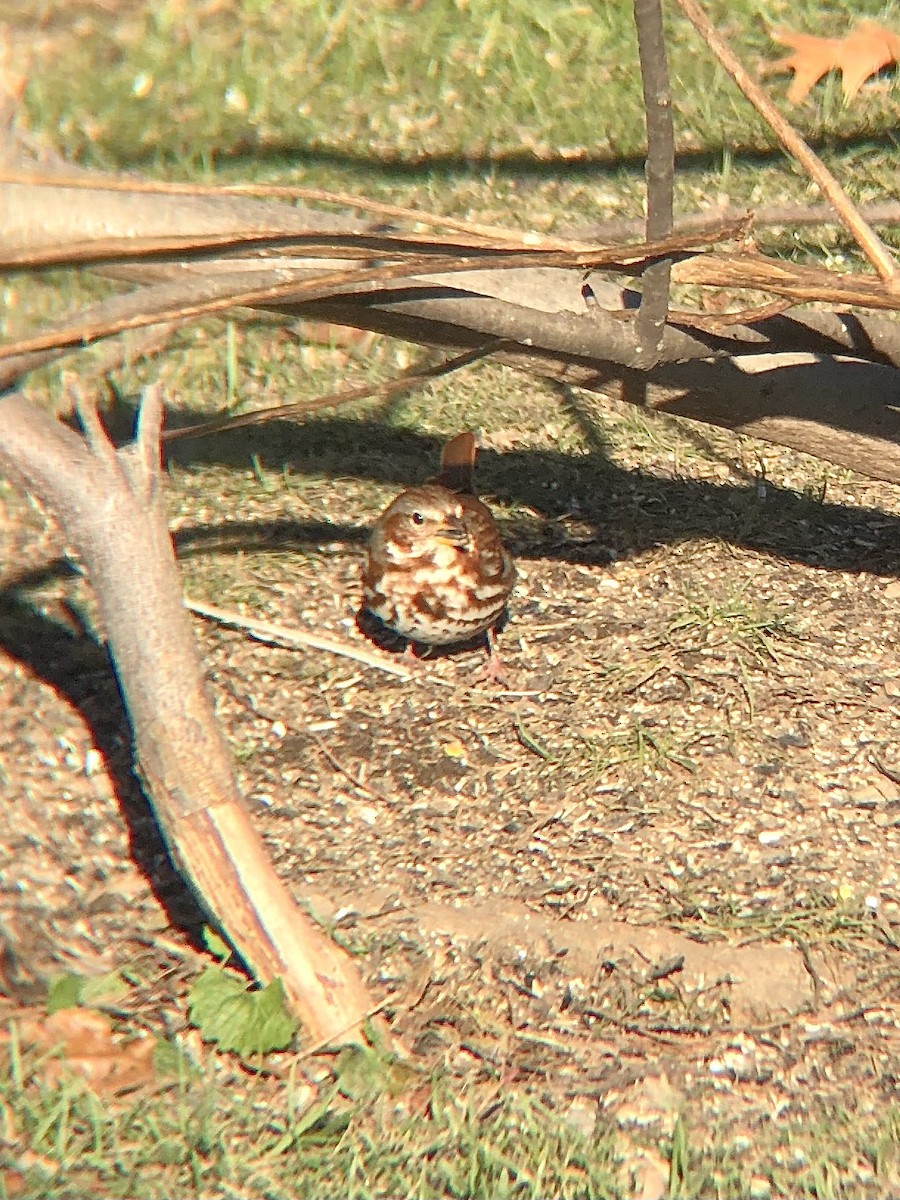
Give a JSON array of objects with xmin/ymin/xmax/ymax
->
[
  {"xmin": 673, "ymin": 0, "xmax": 899, "ymax": 287},
  {"xmin": 10, "ymin": 167, "xmax": 900, "ymax": 246},
  {"xmin": 185, "ymin": 597, "xmax": 412, "ymax": 680},
  {"xmin": 69, "ymin": 375, "xmax": 120, "ymax": 467},
  {"xmin": 633, "ymin": 0, "xmax": 675, "ymax": 366},
  {"xmin": 163, "ymin": 341, "xmax": 505, "ymax": 443},
  {"xmin": 668, "ymin": 297, "xmax": 792, "ymax": 330},
  {"xmin": 0, "ymin": 167, "xmax": 573, "ymax": 249}
]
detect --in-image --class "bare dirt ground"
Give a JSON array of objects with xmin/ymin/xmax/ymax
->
[
  {"xmin": 0, "ymin": 0, "xmax": 898, "ymax": 1190},
  {"xmin": 1, "ymin": 365, "xmax": 899, "ymax": 1188}
]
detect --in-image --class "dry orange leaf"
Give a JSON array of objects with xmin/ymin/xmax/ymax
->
[
  {"xmin": 0, "ymin": 1170, "xmax": 26, "ymax": 1198},
  {"xmin": 12, "ymin": 1008, "xmax": 155, "ymax": 1095},
  {"xmin": 768, "ymin": 20, "xmax": 900, "ymax": 103}
]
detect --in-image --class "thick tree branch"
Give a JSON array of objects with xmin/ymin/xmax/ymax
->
[
  {"xmin": 0, "ymin": 386, "xmax": 377, "ymax": 1047},
  {"xmin": 3, "ymin": 155, "xmax": 900, "ymax": 487}
]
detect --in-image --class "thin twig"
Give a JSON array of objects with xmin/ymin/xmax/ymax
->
[
  {"xmin": 64, "ymin": 374, "xmax": 118, "ymax": 468},
  {"xmin": 185, "ymin": 596, "xmax": 412, "ymax": 680},
  {"xmin": 292, "ymin": 997, "xmax": 396, "ymax": 1062},
  {"xmin": 0, "ymin": 221, "xmax": 747, "ymax": 368},
  {"xmin": 633, "ymin": 0, "xmax": 675, "ymax": 365},
  {"xmin": 133, "ymin": 381, "xmax": 165, "ymax": 489},
  {"xmin": 217, "ymin": 672, "xmax": 380, "ymax": 798},
  {"xmin": 673, "ymin": 0, "xmax": 899, "ymax": 288},
  {"xmin": 669, "ymin": 297, "xmax": 792, "ymax": 331},
  {"xmin": 576, "ymin": 200, "xmax": 900, "ymax": 243},
  {"xmin": 0, "ymin": 167, "xmax": 574, "ymax": 249},
  {"xmin": 163, "ymin": 341, "xmax": 506, "ymax": 443},
  {"xmin": 11, "ymin": 167, "xmax": 900, "ymax": 250}
]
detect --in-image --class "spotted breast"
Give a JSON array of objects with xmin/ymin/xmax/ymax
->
[{"xmin": 361, "ymin": 433, "xmax": 516, "ymax": 652}]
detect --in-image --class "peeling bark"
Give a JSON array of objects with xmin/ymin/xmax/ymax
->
[{"xmin": 0, "ymin": 386, "xmax": 377, "ymax": 1047}]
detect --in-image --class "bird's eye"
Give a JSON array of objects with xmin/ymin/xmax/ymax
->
[{"xmin": 411, "ymin": 511, "xmax": 425, "ymax": 525}]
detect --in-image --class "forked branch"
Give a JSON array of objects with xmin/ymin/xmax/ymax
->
[{"xmin": 0, "ymin": 383, "xmax": 378, "ymax": 1047}]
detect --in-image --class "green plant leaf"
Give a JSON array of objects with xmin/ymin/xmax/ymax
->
[
  {"xmin": 48, "ymin": 969, "xmax": 132, "ymax": 1013},
  {"xmin": 187, "ymin": 967, "xmax": 297, "ymax": 1057},
  {"xmin": 335, "ymin": 1043, "xmax": 419, "ymax": 1101},
  {"xmin": 47, "ymin": 973, "xmax": 85, "ymax": 1014},
  {"xmin": 201, "ymin": 926, "xmax": 232, "ymax": 962}
]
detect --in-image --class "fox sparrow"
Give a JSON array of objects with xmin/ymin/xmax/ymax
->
[{"xmin": 362, "ymin": 432, "xmax": 515, "ymax": 668}]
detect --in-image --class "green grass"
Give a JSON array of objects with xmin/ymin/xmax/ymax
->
[
  {"xmin": 663, "ymin": 883, "xmax": 888, "ymax": 946},
  {"xmin": 518, "ymin": 713, "xmax": 699, "ymax": 778},
  {"xmin": 4, "ymin": 1033, "xmax": 899, "ymax": 1198},
  {"xmin": 665, "ymin": 589, "xmax": 797, "ymax": 664},
  {"xmin": 2, "ymin": 1045, "xmax": 625, "ymax": 1198},
  {"xmin": 10, "ymin": 0, "xmax": 900, "ymax": 420},
  {"xmin": 665, "ymin": 1105, "xmax": 900, "ymax": 1200},
  {"xmin": 12, "ymin": 0, "xmax": 900, "ymax": 234}
]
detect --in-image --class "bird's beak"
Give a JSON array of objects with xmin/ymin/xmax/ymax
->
[{"xmin": 433, "ymin": 516, "xmax": 469, "ymax": 546}]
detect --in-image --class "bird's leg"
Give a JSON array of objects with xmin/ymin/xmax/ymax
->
[{"xmin": 471, "ymin": 627, "xmax": 508, "ymax": 685}]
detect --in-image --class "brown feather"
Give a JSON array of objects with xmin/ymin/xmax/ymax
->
[{"xmin": 362, "ymin": 432, "xmax": 515, "ymax": 652}]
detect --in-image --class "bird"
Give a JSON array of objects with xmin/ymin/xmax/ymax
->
[{"xmin": 361, "ymin": 431, "xmax": 515, "ymax": 676}]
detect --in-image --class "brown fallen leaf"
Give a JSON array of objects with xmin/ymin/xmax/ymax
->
[
  {"xmin": 0, "ymin": 1170, "xmax": 26, "ymax": 1198},
  {"xmin": 12, "ymin": 1008, "xmax": 156, "ymax": 1095},
  {"xmin": 292, "ymin": 318, "xmax": 377, "ymax": 354},
  {"xmin": 768, "ymin": 21, "xmax": 900, "ymax": 103}
]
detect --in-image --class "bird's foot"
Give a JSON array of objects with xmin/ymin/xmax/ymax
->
[{"xmin": 470, "ymin": 630, "xmax": 509, "ymax": 686}]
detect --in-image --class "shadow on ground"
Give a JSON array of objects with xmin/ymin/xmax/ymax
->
[
  {"xmin": 157, "ymin": 411, "xmax": 900, "ymax": 579},
  {"xmin": 4, "ymin": 401, "xmax": 899, "ymax": 947},
  {"xmin": 0, "ymin": 585, "xmax": 209, "ymax": 941},
  {"xmin": 108, "ymin": 127, "xmax": 900, "ymax": 189}
]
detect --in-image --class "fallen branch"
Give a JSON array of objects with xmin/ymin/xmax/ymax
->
[
  {"xmin": 0, "ymin": 221, "xmax": 748, "ymax": 367},
  {"xmin": 8, "ymin": 164, "xmax": 900, "ymax": 247},
  {"xmin": 0, "ymin": 382, "xmax": 379, "ymax": 1047},
  {"xmin": 3, "ymin": 139, "xmax": 900, "ymax": 486}
]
